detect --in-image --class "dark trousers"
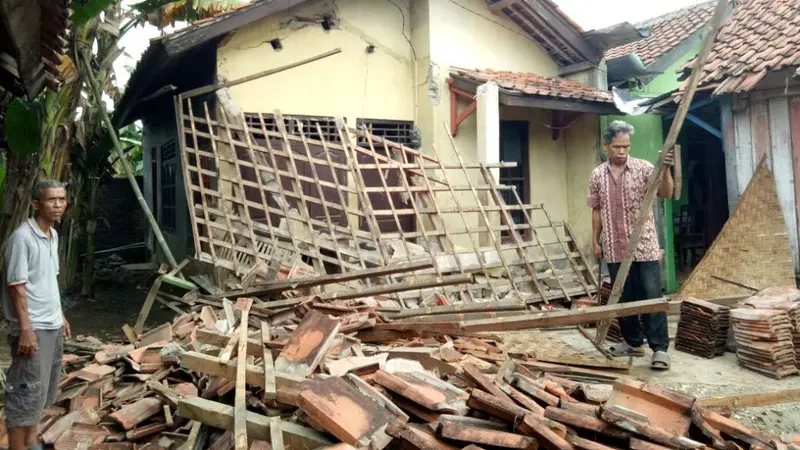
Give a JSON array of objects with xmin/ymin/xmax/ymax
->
[{"xmin": 607, "ymin": 261, "xmax": 669, "ymax": 352}]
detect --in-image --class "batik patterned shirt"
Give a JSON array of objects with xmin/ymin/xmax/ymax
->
[{"xmin": 586, "ymin": 157, "xmax": 661, "ymax": 263}]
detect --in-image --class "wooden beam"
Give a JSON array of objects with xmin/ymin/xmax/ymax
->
[
  {"xmin": 234, "ymin": 299, "xmax": 253, "ymax": 450},
  {"xmin": 698, "ymin": 388, "xmax": 800, "ymax": 410},
  {"xmin": 519, "ymin": 0, "xmax": 601, "ymax": 63},
  {"xmin": 177, "ymin": 396, "xmax": 333, "ymax": 448},
  {"xmin": 179, "ymin": 351, "xmax": 300, "ymax": 392},
  {"xmin": 594, "ymin": 0, "xmax": 730, "ymax": 346},
  {"xmin": 216, "ymin": 260, "xmax": 433, "ymax": 299},
  {"xmin": 134, "ymin": 274, "xmax": 166, "ymax": 335},
  {"xmin": 261, "ymin": 321, "xmax": 276, "ymax": 401},
  {"xmin": 460, "ymin": 298, "xmax": 670, "ymax": 332}
]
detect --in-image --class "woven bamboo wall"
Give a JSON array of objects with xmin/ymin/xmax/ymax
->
[{"xmin": 678, "ymin": 161, "xmax": 795, "ymax": 298}]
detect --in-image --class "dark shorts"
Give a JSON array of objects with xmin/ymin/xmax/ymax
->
[{"xmin": 4, "ymin": 328, "xmax": 63, "ymax": 428}]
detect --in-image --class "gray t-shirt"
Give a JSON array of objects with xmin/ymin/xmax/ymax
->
[{"xmin": 2, "ymin": 219, "xmax": 63, "ymax": 333}]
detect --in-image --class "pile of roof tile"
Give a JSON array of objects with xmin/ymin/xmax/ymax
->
[
  {"xmin": 729, "ymin": 286, "xmax": 800, "ymax": 378},
  {"xmin": 675, "ymin": 298, "xmax": 731, "ymax": 358},
  {"xmin": 2, "ymin": 277, "xmax": 798, "ymax": 450},
  {"xmin": 730, "ymin": 308, "xmax": 798, "ymax": 379}
]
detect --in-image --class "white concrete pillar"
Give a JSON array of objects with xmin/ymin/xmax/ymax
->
[{"xmin": 476, "ymin": 81, "xmax": 500, "ymax": 182}]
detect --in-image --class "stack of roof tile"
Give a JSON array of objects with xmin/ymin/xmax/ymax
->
[
  {"xmin": 676, "ymin": 298, "xmax": 731, "ymax": 358},
  {"xmin": 742, "ymin": 286, "xmax": 800, "ymax": 369},
  {"xmin": 730, "ymin": 308, "xmax": 798, "ymax": 379}
]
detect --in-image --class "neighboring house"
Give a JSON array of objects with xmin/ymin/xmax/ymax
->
[
  {"xmin": 678, "ymin": 0, "xmax": 800, "ymax": 272},
  {"xmin": 114, "ymin": 0, "xmax": 640, "ymax": 265},
  {"xmin": 601, "ymin": 2, "xmax": 723, "ymax": 292},
  {"xmin": 0, "ymin": 0, "xmax": 71, "ymax": 99}
]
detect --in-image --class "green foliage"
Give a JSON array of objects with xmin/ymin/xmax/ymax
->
[
  {"xmin": 71, "ymin": 0, "xmax": 117, "ymax": 26},
  {"xmin": 5, "ymin": 98, "xmax": 42, "ymax": 156}
]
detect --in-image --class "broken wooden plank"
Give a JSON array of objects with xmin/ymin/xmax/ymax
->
[
  {"xmin": 460, "ymin": 299, "xmax": 670, "ymax": 332},
  {"xmin": 177, "ymin": 396, "xmax": 333, "ymax": 448},
  {"xmin": 533, "ymin": 355, "xmax": 630, "ymax": 371},
  {"xmin": 270, "ymin": 416, "xmax": 285, "ymax": 450},
  {"xmin": 274, "ymin": 310, "xmax": 341, "ymax": 378},
  {"xmin": 219, "ymin": 260, "xmax": 434, "ymax": 299},
  {"xmin": 135, "ymin": 274, "xmax": 166, "ymax": 334},
  {"xmin": 698, "ymin": 388, "xmax": 800, "ymax": 410},
  {"xmin": 235, "ymin": 298, "xmax": 254, "ymax": 450},
  {"xmin": 261, "ymin": 320, "xmax": 277, "ymax": 401}
]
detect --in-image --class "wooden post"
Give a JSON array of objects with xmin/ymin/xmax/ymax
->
[
  {"xmin": 79, "ymin": 52, "xmax": 179, "ymax": 270},
  {"xmin": 595, "ymin": 0, "xmax": 730, "ymax": 346},
  {"xmin": 235, "ymin": 298, "xmax": 254, "ymax": 450}
]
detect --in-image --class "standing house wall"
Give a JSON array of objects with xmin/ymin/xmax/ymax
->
[{"xmin": 722, "ymin": 88, "xmax": 800, "ymax": 272}]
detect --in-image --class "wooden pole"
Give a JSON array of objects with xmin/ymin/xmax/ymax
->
[
  {"xmin": 79, "ymin": 52, "xmax": 180, "ymax": 270},
  {"xmin": 594, "ymin": 0, "xmax": 729, "ymax": 345}
]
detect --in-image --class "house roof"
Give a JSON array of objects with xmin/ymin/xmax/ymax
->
[
  {"xmin": 684, "ymin": 0, "xmax": 800, "ymax": 95},
  {"xmin": 604, "ymin": 2, "xmax": 714, "ymax": 66},
  {"xmin": 114, "ymin": 0, "xmax": 310, "ymax": 127},
  {"xmin": 487, "ymin": 0, "xmax": 604, "ymax": 67},
  {"xmin": 0, "ymin": 0, "xmax": 71, "ymax": 99},
  {"xmin": 454, "ymin": 69, "xmax": 614, "ymax": 104}
]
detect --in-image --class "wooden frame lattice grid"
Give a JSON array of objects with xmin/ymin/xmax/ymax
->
[{"xmin": 175, "ymin": 95, "xmax": 597, "ymax": 306}]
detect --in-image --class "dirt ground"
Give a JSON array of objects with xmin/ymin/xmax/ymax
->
[{"xmin": 497, "ymin": 318, "xmax": 800, "ymax": 434}]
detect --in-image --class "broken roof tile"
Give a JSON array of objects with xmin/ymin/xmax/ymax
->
[
  {"xmin": 454, "ymin": 69, "xmax": 613, "ymax": 104},
  {"xmin": 605, "ymin": 2, "xmax": 715, "ymax": 65}
]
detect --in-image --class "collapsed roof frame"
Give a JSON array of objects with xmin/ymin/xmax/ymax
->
[{"xmin": 174, "ymin": 91, "xmax": 598, "ymax": 307}]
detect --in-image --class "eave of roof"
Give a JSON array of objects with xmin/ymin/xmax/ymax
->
[
  {"xmin": 452, "ymin": 69, "xmax": 620, "ymax": 115},
  {"xmin": 114, "ymin": 0, "xmax": 310, "ymax": 127},
  {"xmin": 0, "ymin": 0, "xmax": 71, "ymax": 99}
]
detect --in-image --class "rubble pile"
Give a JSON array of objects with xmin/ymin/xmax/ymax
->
[
  {"xmin": 675, "ymin": 298, "xmax": 730, "ymax": 359},
  {"xmin": 1, "ymin": 277, "xmax": 798, "ymax": 450}
]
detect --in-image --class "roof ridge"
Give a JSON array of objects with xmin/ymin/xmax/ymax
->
[{"xmin": 633, "ymin": 1, "xmax": 715, "ymax": 28}]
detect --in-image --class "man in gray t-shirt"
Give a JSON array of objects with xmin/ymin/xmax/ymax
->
[{"xmin": 3, "ymin": 180, "xmax": 71, "ymax": 450}]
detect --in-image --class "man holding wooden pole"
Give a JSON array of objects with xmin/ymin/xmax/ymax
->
[{"xmin": 587, "ymin": 121, "xmax": 675, "ymax": 370}]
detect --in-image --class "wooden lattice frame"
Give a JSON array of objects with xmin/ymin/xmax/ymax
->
[{"xmin": 175, "ymin": 94, "xmax": 597, "ymax": 305}]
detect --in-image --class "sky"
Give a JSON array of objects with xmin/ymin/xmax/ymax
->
[{"xmin": 111, "ymin": 0, "xmax": 709, "ymax": 96}]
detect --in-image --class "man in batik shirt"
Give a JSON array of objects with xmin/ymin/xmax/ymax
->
[{"xmin": 587, "ymin": 121, "xmax": 674, "ymax": 370}]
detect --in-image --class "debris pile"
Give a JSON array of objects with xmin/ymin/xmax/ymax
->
[
  {"xmin": 675, "ymin": 298, "xmax": 730, "ymax": 358},
  {"xmin": 4, "ymin": 292, "xmax": 800, "ymax": 450}
]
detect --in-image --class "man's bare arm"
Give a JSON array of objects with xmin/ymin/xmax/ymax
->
[
  {"xmin": 10, "ymin": 284, "xmax": 38, "ymax": 355},
  {"xmin": 657, "ymin": 147, "xmax": 676, "ymax": 199},
  {"xmin": 592, "ymin": 208, "xmax": 603, "ymax": 259}
]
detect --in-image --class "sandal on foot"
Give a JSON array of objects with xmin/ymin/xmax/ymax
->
[
  {"xmin": 651, "ymin": 351, "xmax": 670, "ymax": 370},
  {"xmin": 607, "ymin": 343, "xmax": 645, "ymax": 357}
]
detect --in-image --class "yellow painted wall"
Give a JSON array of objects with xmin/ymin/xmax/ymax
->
[
  {"xmin": 218, "ymin": 0, "xmax": 415, "ymax": 124},
  {"xmin": 565, "ymin": 113, "xmax": 603, "ymax": 260}
]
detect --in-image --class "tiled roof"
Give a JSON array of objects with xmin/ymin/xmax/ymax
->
[
  {"xmin": 605, "ymin": 2, "xmax": 714, "ymax": 65},
  {"xmin": 455, "ymin": 69, "xmax": 613, "ymax": 103},
  {"xmin": 687, "ymin": 0, "xmax": 800, "ymax": 94}
]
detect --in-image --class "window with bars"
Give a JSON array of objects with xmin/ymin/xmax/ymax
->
[
  {"xmin": 244, "ymin": 113, "xmax": 342, "ymax": 143},
  {"xmin": 161, "ymin": 139, "xmax": 177, "ymax": 232},
  {"xmin": 356, "ymin": 118, "xmax": 417, "ymax": 148}
]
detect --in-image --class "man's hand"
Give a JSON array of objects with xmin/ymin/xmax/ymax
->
[
  {"xmin": 659, "ymin": 145, "xmax": 677, "ymax": 167},
  {"xmin": 593, "ymin": 241, "xmax": 603, "ymax": 259},
  {"xmin": 17, "ymin": 329, "xmax": 38, "ymax": 357},
  {"xmin": 63, "ymin": 316, "xmax": 71, "ymax": 340}
]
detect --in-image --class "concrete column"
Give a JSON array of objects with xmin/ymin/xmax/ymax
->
[
  {"xmin": 476, "ymin": 82, "xmax": 500, "ymax": 246},
  {"xmin": 476, "ymin": 81, "xmax": 500, "ymax": 181}
]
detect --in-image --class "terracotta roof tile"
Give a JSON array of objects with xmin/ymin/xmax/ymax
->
[
  {"xmin": 455, "ymin": 69, "xmax": 613, "ymax": 104},
  {"xmin": 605, "ymin": 2, "xmax": 715, "ymax": 65},
  {"xmin": 686, "ymin": 0, "xmax": 800, "ymax": 94}
]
